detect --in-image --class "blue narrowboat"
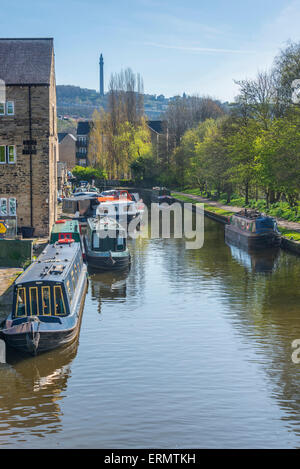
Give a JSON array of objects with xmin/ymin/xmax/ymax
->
[
  {"xmin": 84, "ymin": 216, "xmax": 131, "ymax": 271},
  {"xmin": 1, "ymin": 240, "xmax": 88, "ymax": 355},
  {"xmin": 225, "ymin": 210, "xmax": 281, "ymax": 250}
]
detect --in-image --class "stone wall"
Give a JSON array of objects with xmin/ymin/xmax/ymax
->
[
  {"xmin": 59, "ymin": 134, "xmax": 76, "ymax": 170},
  {"xmin": 0, "ymin": 52, "xmax": 58, "ymax": 237}
]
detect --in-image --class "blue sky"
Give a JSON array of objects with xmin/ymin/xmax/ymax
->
[{"xmin": 1, "ymin": 0, "xmax": 300, "ymax": 100}]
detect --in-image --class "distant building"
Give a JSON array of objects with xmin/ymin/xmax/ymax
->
[
  {"xmin": 58, "ymin": 132, "xmax": 76, "ymax": 170},
  {"xmin": 76, "ymin": 121, "xmax": 91, "ymax": 167},
  {"xmin": 99, "ymin": 53, "xmax": 104, "ymax": 97},
  {"xmin": 147, "ymin": 120, "xmax": 168, "ymax": 161},
  {"xmin": 0, "ymin": 38, "xmax": 58, "ymax": 237},
  {"xmin": 57, "ymin": 161, "xmax": 68, "ymax": 193}
]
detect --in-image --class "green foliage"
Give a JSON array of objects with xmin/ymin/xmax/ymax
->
[{"xmin": 72, "ymin": 165, "xmax": 107, "ymax": 182}]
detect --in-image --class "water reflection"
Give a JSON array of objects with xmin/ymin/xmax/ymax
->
[
  {"xmin": 0, "ymin": 339, "xmax": 79, "ymax": 445},
  {"xmin": 226, "ymin": 242, "xmax": 280, "ymax": 273},
  {"xmin": 89, "ymin": 268, "xmax": 129, "ymax": 307},
  {"xmin": 3, "ymin": 215, "xmax": 300, "ymax": 447}
]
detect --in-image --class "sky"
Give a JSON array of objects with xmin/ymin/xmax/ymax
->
[{"xmin": 1, "ymin": 0, "xmax": 300, "ymax": 101}]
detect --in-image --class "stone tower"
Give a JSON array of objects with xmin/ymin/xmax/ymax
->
[{"xmin": 99, "ymin": 53, "xmax": 104, "ymax": 96}]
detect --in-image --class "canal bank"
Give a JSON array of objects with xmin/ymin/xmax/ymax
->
[{"xmin": 172, "ymin": 191, "xmax": 300, "ymax": 256}]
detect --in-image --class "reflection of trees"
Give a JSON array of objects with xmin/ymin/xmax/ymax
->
[
  {"xmin": 162, "ymin": 216, "xmax": 300, "ymax": 437},
  {"xmin": 0, "ymin": 340, "xmax": 79, "ymax": 444}
]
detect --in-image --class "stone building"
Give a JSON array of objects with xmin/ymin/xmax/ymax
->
[
  {"xmin": 76, "ymin": 121, "xmax": 91, "ymax": 167},
  {"xmin": 58, "ymin": 132, "xmax": 76, "ymax": 170},
  {"xmin": 0, "ymin": 38, "xmax": 58, "ymax": 237}
]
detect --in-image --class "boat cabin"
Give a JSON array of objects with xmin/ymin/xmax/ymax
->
[
  {"xmin": 12, "ymin": 242, "xmax": 84, "ymax": 320},
  {"xmin": 229, "ymin": 211, "xmax": 278, "ymax": 234},
  {"xmin": 86, "ymin": 217, "xmax": 127, "ymax": 253},
  {"xmin": 50, "ymin": 219, "xmax": 82, "ymax": 244}
]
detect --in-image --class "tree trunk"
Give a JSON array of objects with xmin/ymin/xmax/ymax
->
[{"xmin": 245, "ymin": 181, "xmax": 249, "ymax": 205}]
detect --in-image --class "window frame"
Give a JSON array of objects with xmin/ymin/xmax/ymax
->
[
  {"xmin": 42, "ymin": 286, "xmax": 51, "ymax": 316},
  {"xmin": 0, "ymin": 198, "xmax": 7, "ymax": 216},
  {"xmin": 54, "ymin": 285, "xmax": 67, "ymax": 316},
  {"xmin": 0, "ymin": 145, "xmax": 6, "ymax": 164},
  {"xmin": 29, "ymin": 286, "xmax": 39, "ymax": 316},
  {"xmin": 7, "ymin": 145, "xmax": 16, "ymax": 164},
  {"xmin": 6, "ymin": 101, "xmax": 14, "ymax": 116},
  {"xmin": 9, "ymin": 197, "xmax": 17, "ymax": 216},
  {"xmin": 15, "ymin": 287, "xmax": 27, "ymax": 317}
]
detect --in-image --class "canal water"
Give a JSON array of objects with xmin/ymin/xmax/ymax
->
[{"xmin": 1, "ymin": 215, "xmax": 300, "ymax": 448}]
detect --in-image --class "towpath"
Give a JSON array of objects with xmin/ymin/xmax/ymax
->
[{"xmin": 172, "ymin": 191, "xmax": 300, "ymax": 232}]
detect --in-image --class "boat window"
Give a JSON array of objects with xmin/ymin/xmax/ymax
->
[
  {"xmin": 116, "ymin": 237, "xmax": 125, "ymax": 251},
  {"xmin": 29, "ymin": 287, "xmax": 39, "ymax": 316},
  {"xmin": 15, "ymin": 287, "xmax": 27, "ymax": 317},
  {"xmin": 66, "ymin": 280, "xmax": 72, "ymax": 300},
  {"xmin": 42, "ymin": 286, "xmax": 51, "ymax": 316},
  {"xmin": 71, "ymin": 270, "xmax": 76, "ymax": 290},
  {"xmin": 93, "ymin": 232, "xmax": 100, "ymax": 249},
  {"xmin": 54, "ymin": 285, "xmax": 67, "ymax": 316}
]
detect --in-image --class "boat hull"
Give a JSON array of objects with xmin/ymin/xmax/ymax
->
[
  {"xmin": 225, "ymin": 224, "xmax": 282, "ymax": 250},
  {"xmin": 1, "ymin": 270, "xmax": 88, "ymax": 355},
  {"xmin": 85, "ymin": 251, "xmax": 131, "ymax": 271}
]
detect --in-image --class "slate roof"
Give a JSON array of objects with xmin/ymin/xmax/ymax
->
[
  {"xmin": 0, "ymin": 38, "xmax": 53, "ymax": 85},
  {"xmin": 147, "ymin": 120, "xmax": 164, "ymax": 134},
  {"xmin": 77, "ymin": 121, "xmax": 91, "ymax": 136},
  {"xmin": 58, "ymin": 133, "xmax": 76, "ymax": 143}
]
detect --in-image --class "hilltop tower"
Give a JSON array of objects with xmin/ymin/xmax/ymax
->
[{"xmin": 99, "ymin": 53, "xmax": 104, "ymax": 96}]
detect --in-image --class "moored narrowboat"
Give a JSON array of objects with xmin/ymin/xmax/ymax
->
[
  {"xmin": 1, "ymin": 241, "xmax": 88, "ymax": 355},
  {"xmin": 84, "ymin": 216, "xmax": 131, "ymax": 271},
  {"xmin": 225, "ymin": 209, "xmax": 281, "ymax": 250}
]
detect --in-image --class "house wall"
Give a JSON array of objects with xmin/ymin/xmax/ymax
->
[
  {"xmin": 59, "ymin": 134, "xmax": 76, "ymax": 170},
  {"xmin": 0, "ymin": 52, "xmax": 57, "ymax": 237}
]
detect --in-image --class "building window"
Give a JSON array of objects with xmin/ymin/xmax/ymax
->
[
  {"xmin": 0, "ymin": 198, "xmax": 17, "ymax": 216},
  {"xmin": 9, "ymin": 198, "xmax": 16, "ymax": 216},
  {"xmin": 7, "ymin": 146, "xmax": 16, "ymax": 163},
  {"xmin": 0, "ymin": 101, "xmax": 14, "ymax": 116},
  {"xmin": 6, "ymin": 101, "xmax": 14, "ymax": 115},
  {"xmin": 0, "ymin": 145, "xmax": 16, "ymax": 164},
  {"xmin": 0, "ymin": 198, "xmax": 7, "ymax": 216},
  {"xmin": 0, "ymin": 146, "xmax": 5, "ymax": 163}
]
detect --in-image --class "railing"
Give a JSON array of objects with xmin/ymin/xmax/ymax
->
[
  {"xmin": 76, "ymin": 140, "xmax": 88, "ymax": 147},
  {"xmin": 76, "ymin": 152, "xmax": 88, "ymax": 159}
]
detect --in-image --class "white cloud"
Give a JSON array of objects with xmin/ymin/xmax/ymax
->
[{"xmin": 143, "ymin": 41, "xmax": 257, "ymax": 54}]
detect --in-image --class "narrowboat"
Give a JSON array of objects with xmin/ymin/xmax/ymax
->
[
  {"xmin": 96, "ymin": 199, "xmax": 139, "ymax": 224},
  {"xmin": 151, "ymin": 187, "xmax": 174, "ymax": 204},
  {"xmin": 83, "ymin": 216, "xmax": 131, "ymax": 271},
  {"xmin": 96, "ymin": 189, "xmax": 143, "ymax": 222},
  {"xmin": 1, "ymin": 240, "xmax": 88, "ymax": 355},
  {"xmin": 225, "ymin": 209, "xmax": 281, "ymax": 250}
]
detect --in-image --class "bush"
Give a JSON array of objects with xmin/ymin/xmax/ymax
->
[{"xmin": 72, "ymin": 166, "xmax": 107, "ymax": 183}]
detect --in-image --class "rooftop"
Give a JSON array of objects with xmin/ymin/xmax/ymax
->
[
  {"xmin": 77, "ymin": 121, "xmax": 91, "ymax": 135},
  {"xmin": 15, "ymin": 242, "xmax": 80, "ymax": 285},
  {"xmin": 58, "ymin": 133, "xmax": 77, "ymax": 143},
  {"xmin": 0, "ymin": 38, "xmax": 54, "ymax": 85}
]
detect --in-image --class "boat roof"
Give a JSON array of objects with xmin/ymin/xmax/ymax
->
[
  {"xmin": 51, "ymin": 219, "xmax": 80, "ymax": 234},
  {"xmin": 15, "ymin": 242, "xmax": 81, "ymax": 286},
  {"xmin": 99, "ymin": 199, "xmax": 135, "ymax": 205},
  {"xmin": 73, "ymin": 191, "xmax": 100, "ymax": 197},
  {"xmin": 87, "ymin": 216, "xmax": 126, "ymax": 233},
  {"xmin": 232, "ymin": 210, "xmax": 274, "ymax": 221}
]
